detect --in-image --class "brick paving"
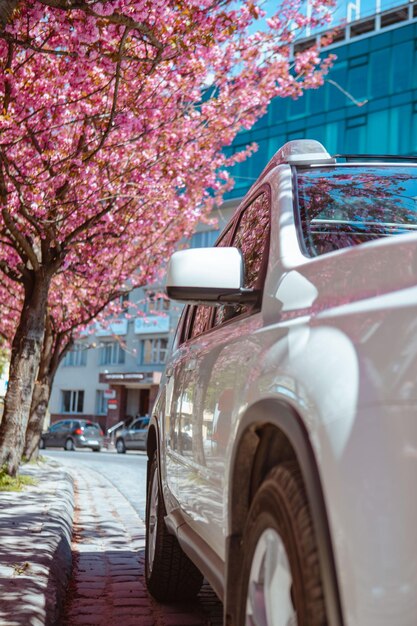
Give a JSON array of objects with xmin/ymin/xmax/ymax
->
[{"xmin": 63, "ymin": 468, "xmax": 224, "ymax": 626}]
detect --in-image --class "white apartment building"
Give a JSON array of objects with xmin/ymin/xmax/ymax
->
[{"xmin": 49, "ymin": 201, "xmax": 238, "ymax": 432}]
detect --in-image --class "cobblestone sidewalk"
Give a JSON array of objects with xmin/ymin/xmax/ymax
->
[{"xmin": 63, "ymin": 468, "xmax": 223, "ymax": 626}]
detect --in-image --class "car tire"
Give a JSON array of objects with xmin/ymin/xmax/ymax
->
[
  {"xmin": 64, "ymin": 438, "xmax": 75, "ymax": 451},
  {"xmin": 39, "ymin": 438, "xmax": 45, "ymax": 450},
  {"xmin": 116, "ymin": 439, "xmax": 126, "ymax": 454},
  {"xmin": 145, "ymin": 452, "xmax": 203, "ymax": 602},
  {"xmin": 237, "ymin": 462, "xmax": 326, "ymax": 626}
]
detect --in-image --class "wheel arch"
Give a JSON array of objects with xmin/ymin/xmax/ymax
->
[
  {"xmin": 225, "ymin": 398, "xmax": 344, "ymax": 626},
  {"xmin": 146, "ymin": 418, "xmax": 160, "ymax": 491}
]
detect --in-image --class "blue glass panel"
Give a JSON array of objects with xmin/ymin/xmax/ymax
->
[
  {"xmin": 392, "ymin": 41, "xmax": 413, "ymax": 93},
  {"xmin": 267, "ymin": 135, "xmax": 286, "ymax": 159},
  {"xmin": 326, "ymin": 62, "xmax": 348, "ymax": 110},
  {"xmin": 345, "ymin": 121, "xmax": 367, "ymax": 152},
  {"xmin": 370, "ymin": 31, "xmax": 391, "ymax": 51},
  {"xmin": 325, "ymin": 121, "xmax": 345, "ymax": 153},
  {"xmin": 347, "ymin": 38, "xmax": 369, "ymax": 57},
  {"xmin": 269, "ymin": 97, "xmax": 287, "ymax": 125},
  {"xmin": 348, "ymin": 61, "xmax": 369, "ymax": 102},
  {"xmin": 411, "ymin": 111, "xmax": 417, "ymax": 153},
  {"xmin": 310, "ymin": 83, "xmax": 328, "ymax": 114},
  {"xmin": 370, "ymin": 48, "xmax": 390, "ymax": 98},
  {"xmin": 289, "ymin": 94, "xmax": 307, "ymax": 118},
  {"xmin": 367, "ymin": 110, "xmax": 389, "ymax": 153},
  {"xmin": 389, "ymin": 105, "xmax": 412, "ymax": 154},
  {"xmin": 392, "ymin": 23, "xmax": 413, "ymax": 43}
]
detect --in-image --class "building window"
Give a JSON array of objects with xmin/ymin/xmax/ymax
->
[
  {"xmin": 141, "ymin": 338, "xmax": 168, "ymax": 364},
  {"xmin": 99, "ymin": 341, "xmax": 125, "ymax": 365},
  {"xmin": 190, "ymin": 230, "xmax": 220, "ymax": 248},
  {"xmin": 63, "ymin": 345, "xmax": 87, "ymax": 367},
  {"xmin": 61, "ymin": 390, "xmax": 84, "ymax": 414},
  {"xmin": 145, "ymin": 293, "xmax": 170, "ymax": 313},
  {"xmin": 96, "ymin": 390, "xmax": 108, "ymax": 415}
]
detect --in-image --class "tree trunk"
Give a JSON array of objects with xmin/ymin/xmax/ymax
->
[
  {"xmin": 24, "ymin": 378, "xmax": 51, "ymax": 461},
  {"xmin": 23, "ymin": 322, "xmax": 72, "ymax": 461},
  {"xmin": 0, "ymin": 274, "xmax": 49, "ymax": 475}
]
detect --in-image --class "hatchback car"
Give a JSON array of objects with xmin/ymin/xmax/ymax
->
[
  {"xmin": 115, "ymin": 417, "xmax": 150, "ymax": 453},
  {"xmin": 145, "ymin": 140, "xmax": 417, "ymax": 626},
  {"xmin": 40, "ymin": 419, "xmax": 103, "ymax": 451}
]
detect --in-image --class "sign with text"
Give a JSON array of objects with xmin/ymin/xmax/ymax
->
[
  {"xmin": 96, "ymin": 319, "xmax": 128, "ymax": 337},
  {"xmin": 134, "ymin": 315, "xmax": 170, "ymax": 335}
]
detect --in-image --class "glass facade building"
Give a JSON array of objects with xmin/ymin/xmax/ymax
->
[{"xmin": 225, "ymin": 3, "xmax": 417, "ymax": 200}]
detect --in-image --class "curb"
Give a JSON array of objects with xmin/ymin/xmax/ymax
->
[{"xmin": 0, "ymin": 460, "xmax": 74, "ymax": 626}]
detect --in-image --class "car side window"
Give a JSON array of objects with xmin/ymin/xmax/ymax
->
[
  {"xmin": 49, "ymin": 422, "xmax": 63, "ymax": 432},
  {"xmin": 214, "ymin": 190, "xmax": 270, "ymax": 326},
  {"xmin": 189, "ymin": 305, "xmax": 212, "ymax": 339},
  {"xmin": 186, "ymin": 222, "xmax": 235, "ymax": 340}
]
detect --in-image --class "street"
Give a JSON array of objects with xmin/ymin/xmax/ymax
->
[
  {"xmin": 44, "ymin": 449, "xmax": 223, "ymax": 625},
  {"xmin": 44, "ymin": 449, "xmax": 148, "ymax": 518}
]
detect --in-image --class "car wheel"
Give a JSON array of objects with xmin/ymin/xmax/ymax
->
[
  {"xmin": 238, "ymin": 462, "xmax": 326, "ymax": 626},
  {"xmin": 39, "ymin": 438, "xmax": 45, "ymax": 450},
  {"xmin": 145, "ymin": 452, "xmax": 203, "ymax": 601},
  {"xmin": 64, "ymin": 438, "xmax": 75, "ymax": 451},
  {"xmin": 116, "ymin": 439, "xmax": 126, "ymax": 454}
]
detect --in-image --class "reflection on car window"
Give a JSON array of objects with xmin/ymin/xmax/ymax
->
[
  {"xmin": 297, "ymin": 165, "xmax": 417, "ymax": 257},
  {"xmin": 214, "ymin": 191, "xmax": 270, "ymax": 325},
  {"xmin": 187, "ymin": 222, "xmax": 235, "ymax": 340},
  {"xmin": 190, "ymin": 305, "xmax": 212, "ymax": 339}
]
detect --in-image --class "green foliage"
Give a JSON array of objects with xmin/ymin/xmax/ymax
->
[
  {"xmin": 21, "ymin": 455, "xmax": 46, "ymax": 465},
  {"xmin": 0, "ymin": 467, "xmax": 37, "ymax": 491}
]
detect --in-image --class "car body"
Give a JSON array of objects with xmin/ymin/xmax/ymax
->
[
  {"xmin": 144, "ymin": 140, "xmax": 417, "ymax": 626},
  {"xmin": 115, "ymin": 417, "xmax": 149, "ymax": 453},
  {"xmin": 40, "ymin": 419, "xmax": 103, "ymax": 451}
]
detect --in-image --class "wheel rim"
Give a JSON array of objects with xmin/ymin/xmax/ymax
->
[
  {"xmin": 245, "ymin": 528, "xmax": 297, "ymax": 626},
  {"xmin": 65, "ymin": 439, "xmax": 73, "ymax": 450},
  {"xmin": 147, "ymin": 465, "xmax": 159, "ymax": 576},
  {"xmin": 117, "ymin": 440, "xmax": 124, "ymax": 452}
]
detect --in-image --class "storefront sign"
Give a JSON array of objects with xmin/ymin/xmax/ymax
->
[
  {"xmin": 96, "ymin": 319, "xmax": 128, "ymax": 337},
  {"xmin": 134, "ymin": 315, "xmax": 169, "ymax": 334}
]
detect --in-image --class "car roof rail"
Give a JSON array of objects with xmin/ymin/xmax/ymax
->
[
  {"xmin": 254, "ymin": 140, "xmax": 335, "ymax": 187},
  {"xmin": 334, "ymin": 154, "xmax": 417, "ymax": 162}
]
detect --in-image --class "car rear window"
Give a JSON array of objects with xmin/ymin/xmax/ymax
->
[{"xmin": 296, "ymin": 165, "xmax": 417, "ymax": 257}]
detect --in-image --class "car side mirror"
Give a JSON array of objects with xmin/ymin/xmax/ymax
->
[{"xmin": 166, "ymin": 247, "xmax": 259, "ymax": 305}]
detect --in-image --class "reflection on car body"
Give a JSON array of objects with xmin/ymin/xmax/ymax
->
[{"xmin": 144, "ymin": 141, "xmax": 417, "ymax": 626}]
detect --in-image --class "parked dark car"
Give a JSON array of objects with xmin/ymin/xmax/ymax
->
[
  {"xmin": 40, "ymin": 419, "xmax": 103, "ymax": 452},
  {"xmin": 116, "ymin": 417, "xmax": 149, "ymax": 453}
]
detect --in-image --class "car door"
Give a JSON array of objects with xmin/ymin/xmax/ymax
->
[
  {"xmin": 123, "ymin": 419, "xmax": 139, "ymax": 450},
  {"xmin": 172, "ymin": 188, "xmax": 271, "ymax": 556},
  {"xmin": 47, "ymin": 420, "xmax": 71, "ymax": 446},
  {"xmin": 163, "ymin": 222, "xmax": 236, "ymax": 511},
  {"xmin": 130, "ymin": 418, "xmax": 149, "ymax": 450},
  {"xmin": 43, "ymin": 421, "xmax": 64, "ymax": 446}
]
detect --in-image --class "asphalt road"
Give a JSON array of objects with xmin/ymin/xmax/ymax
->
[{"xmin": 44, "ymin": 448, "xmax": 148, "ymax": 519}]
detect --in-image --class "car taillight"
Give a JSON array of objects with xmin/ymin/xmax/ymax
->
[{"xmin": 73, "ymin": 428, "xmax": 83, "ymax": 435}]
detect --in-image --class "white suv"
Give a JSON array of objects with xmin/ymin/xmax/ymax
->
[{"xmin": 145, "ymin": 140, "xmax": 417, "ymax": 626}]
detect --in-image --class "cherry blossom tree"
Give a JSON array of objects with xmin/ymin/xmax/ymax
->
[{"xmin": 0, "ymin": 0, "xmax": 335, "ymax": 474}]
